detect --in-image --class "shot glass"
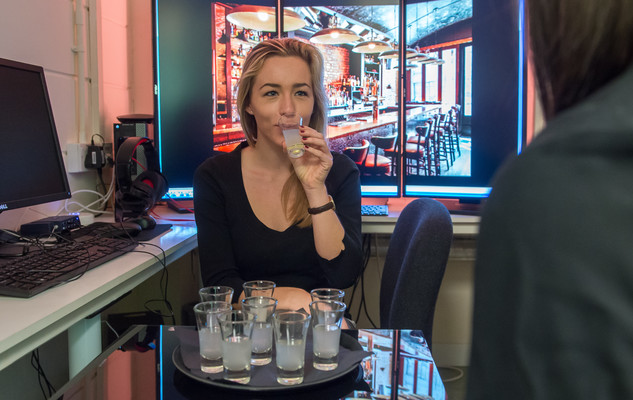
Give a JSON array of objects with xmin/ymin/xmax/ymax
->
[
  {"xmin": 273, "ymin": 310, "xmax": 311, "ymax": 385},
  {"xmin": 193, "ymin": 301, "xmax": 232, "ymax": 373},
  {"xmin": 309, "ymin": 300, "xmax": 346, "ymax": 371},
  {"xmin": 243, "ymin": 280, "xmax": 276, "ymax": 298},
  {"xmin": 199, "ymin": 286, "xmax": 234, "ymax": 303},
  {"xmin": 241, "ymin": 296, "xmax": 278, "ymax": 366},
  {"xmin": 310, "ymin": 288, "xmax": 345, "ymax": 302},
  {"xmin": 219, "ymin": 310, "xmax": 255, "ymax": 384},
  {"xmin": 279, "ymin": 114, "xmax": 305, "ymax": 158}
]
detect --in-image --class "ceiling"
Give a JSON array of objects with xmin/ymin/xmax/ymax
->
[{"xmin": 294, "ymin": 0, "xmax": 472, "ymax": 47}]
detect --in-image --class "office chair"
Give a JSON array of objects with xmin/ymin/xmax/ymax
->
[{"xmin": 379, "ymin": 198, "xmax": 453, "ymax": 349}]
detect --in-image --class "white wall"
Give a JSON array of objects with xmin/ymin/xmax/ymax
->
[
  {"xmin": 0, "ymin": 0, "xmax": 154, "ymax": 232},
  {"xmin": 0, "ymin": 0, "xmax": 99, "ymax": 230}
]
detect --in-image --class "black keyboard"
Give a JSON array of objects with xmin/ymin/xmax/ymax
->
[
  {"xmin": 361, "ymin": 204, "xmax": 389, "ymax": 216},
  {"xmin": 0, "ymin": 232, "xmax": 137, "ymax": 298},
  {"xmin": 68, "ymin": 221, "xmax": 139, "ymax": 239}
]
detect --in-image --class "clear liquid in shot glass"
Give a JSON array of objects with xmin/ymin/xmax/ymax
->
[{"xmin": 279, "ymin": 115, "xmax": 304, "ymax": 158}]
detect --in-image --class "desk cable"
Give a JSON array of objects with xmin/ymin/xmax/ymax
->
[
  {"xmin": 348, "ymin": 233, "xmax": 378, "ymax": 328},
  {"xmin": 31, "ymin": 348, "xmax": 56, "ymax": 399},
  {"xmin": 131, "ymin": 242, "xmax": 176, "ymax": 325}
]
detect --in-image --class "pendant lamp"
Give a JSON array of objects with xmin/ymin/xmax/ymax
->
[
  {"xmin": 310, "ymin": 27, "xmax": 360, "ymax": 45},
  {"xmin": 226, "ymin": 6, "xmax": 305, "ymax": 32},
  {"xmin": 352, "ymin": 33, "xmax": 391, "ymax": 54},
  {"xmin": 410, "ymin": 52, "xmax": 436, "ymax": 64},
  {"xmin": 352, "ymin": 40, "xmax": 392, "ymax": 53},
  {"xmin": 378, "ymin": 48, "xmax": 418, "ymax": 59}
]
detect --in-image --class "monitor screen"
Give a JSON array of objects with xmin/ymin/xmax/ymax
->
[
  {"xmin": 152, "ymin": 0, "xmax": 524, "ymax": 202},
  {"xmin": 0, "ymin": 58, "xmax": 71, "ymax": 212},
  {"xmin": 402, "ymin": 0, "xmax": 525, "ymax": 199}
]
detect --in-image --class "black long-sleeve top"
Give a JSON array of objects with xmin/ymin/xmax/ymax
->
[{"xmin": 193, "ymin": 141, "xmax": 363, "ymax": 300}]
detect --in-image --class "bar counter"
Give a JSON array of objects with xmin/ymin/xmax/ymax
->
[{"xmin": 211, "ymin": 104, "xmax": 440, "ymax": 153}]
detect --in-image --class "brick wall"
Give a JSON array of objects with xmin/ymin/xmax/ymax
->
[{"xmin": 314, "ymin": 44, "xmax": 351, "ymax": 83}]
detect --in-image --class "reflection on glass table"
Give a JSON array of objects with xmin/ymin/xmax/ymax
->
[{"xmin": 50, "ymin": 326, "xmax": 445, "ymax": 400}]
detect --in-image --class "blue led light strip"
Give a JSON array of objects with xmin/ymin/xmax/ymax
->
[
  {"xmin": 154, "ymin": 0, "xmax": 163, "ymax": 172},
  {"xmin": 517, "ymin": 0, "xmax": 525, "ymax": 154},
  {"xmin": 159, "ymin": 326, "xmax": 164, "ymax": 399}
]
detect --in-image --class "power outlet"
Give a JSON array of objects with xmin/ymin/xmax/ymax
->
[
  {"xmin": 66, "ymin": 143, "xmax": 90, "ymax": 173},
  {"xmin": 103, "ymin": 142, "xmax": 113, "ymax": 159},
  {"xmin": 103, "ymin": 142, "xmax": 114, "ymax": 166}
]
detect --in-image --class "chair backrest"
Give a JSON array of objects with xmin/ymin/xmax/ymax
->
[
  {"xmin": 413, "ymin": 123, "xmax": 431, "ymax": 149},
  {"xmin": 342, "ymin": 139, "xmax": 370, "ymax": 166},
  {"xmin": 370, "ymin": 134, "xmax": 397, "ymax": 151},
  {"xmin": 379, "ymin": 198, "xmax": 453, "ymax": 349}
]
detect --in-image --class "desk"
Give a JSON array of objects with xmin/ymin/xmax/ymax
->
[
  {"xmin": 0, "ymin": 212, "xmax": 197, "ymax": 371},
  {"xmin": 0, "ymin": 201, "xmax": 477, "ymax": 373},
  {"xmin": 51, "ymin": 325, "xmax": 446, "ymax": 400}
]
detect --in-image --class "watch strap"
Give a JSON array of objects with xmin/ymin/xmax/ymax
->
[{"xmin": 307, "ymin": 195, "xmax": 335, "ymax": 215}]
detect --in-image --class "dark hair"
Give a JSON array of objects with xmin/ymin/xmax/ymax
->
[{"xmin": 528, "ymin": 0, "xmax": 633, "ymax": 119}]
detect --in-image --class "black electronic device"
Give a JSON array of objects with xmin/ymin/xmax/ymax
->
[
  {"xmin": 84, "ymin": 144, "xmax": 107, "ymax": 169},
  {"xmin": 20, "ymin": 215, "xmax": 81, "ymax": 236},
  {"xmin": 0, "ymin": 57, "xmax": 71, "ymax": 212},
  {"xmin": 113, "ymin": 115, "xmax": 153, "ymax": 152},
  {"xmin": 115, "ymin": 136, "xmax": 168, "ymax": 221},
  {"xmin": 71, "ymin": 221, "xmax": 143, "ymax": 238}
]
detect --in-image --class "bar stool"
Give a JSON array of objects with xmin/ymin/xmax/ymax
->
[
  {"xmin": 405, "ymin": 123, "xmax": 432, "ymax": 175},
  {"xmin": 342, "ymin": 139, "xmax": 370, "ymax": 172},
  {"xmin": 432, "ymin": 114, "xmax": 451, "ymax": 174},
  {"xmin": 367, "ymin": 134, "xmax": 398, "ymax": 176}
]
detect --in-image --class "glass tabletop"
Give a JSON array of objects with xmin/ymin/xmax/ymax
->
[{"xmin": 51, "ymin": 325, "xmax": 445, "ymax": 400}]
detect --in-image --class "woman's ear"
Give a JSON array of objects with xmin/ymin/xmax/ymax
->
[{"xmin": 246, "ymin": 105, "xmax": 254, "ymax": 115}]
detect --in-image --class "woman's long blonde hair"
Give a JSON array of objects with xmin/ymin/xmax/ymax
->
[{"xmin": 236, "ymin": 38, "xmax": 328, "ymax": 228}]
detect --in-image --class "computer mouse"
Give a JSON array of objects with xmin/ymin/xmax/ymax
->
[
  {"xmin": 128, "ymin": 216, "xmax": 156, "ymax": 230},
  {"xmin": 117, "ymin": 221, "xmax": 143, "ymax": 237}
]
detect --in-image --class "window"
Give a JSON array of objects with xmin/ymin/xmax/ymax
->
[
  {"xmin": 411, "ymin": 65, "xmax": 423, "ymax": 103},
  {"xmin": 441, "ymin": 48, "xmax": 457, "ymax": 107},
  {"xmin": 464, "ymin": 44, "xmax": 472, "ymax": 116},
  {"xmin": 424, "ymin": 51, "xmax": 439, "ymax": 102}
]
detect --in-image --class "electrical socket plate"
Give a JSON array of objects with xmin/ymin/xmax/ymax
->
[
  {"xmin": 103, "ymin": 143, "xmax": 113, "ymax": 159},
  {"xmin": 66, "ymin": 143, "xmax": 90, "ymax": 173}
]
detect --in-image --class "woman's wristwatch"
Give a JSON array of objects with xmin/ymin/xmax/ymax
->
[{"xmin": 307, "ymin": 195, "xmax": 335, "ymax": 215}]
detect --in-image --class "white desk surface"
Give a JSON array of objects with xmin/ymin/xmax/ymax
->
[{"xmin": 0, "ymin": 209, "xmax": 197, "ymax": 371}]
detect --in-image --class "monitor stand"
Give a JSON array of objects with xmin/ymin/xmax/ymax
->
[{"xmin": 438, "ymin": 198, "xmax": 484, "ymax": 215}]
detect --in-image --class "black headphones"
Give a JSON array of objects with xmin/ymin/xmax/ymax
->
[{"xmin": 115, "ymin": 137, "xmax": 168, "ymax": 218}]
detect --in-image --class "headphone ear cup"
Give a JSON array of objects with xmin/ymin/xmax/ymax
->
[
  {"xmin": 115, "ymin": 137, "xmax": 169, "ymax": 218},
  {"xmin": 129, "ymin": 170, "xmax": 168, "ymax": 211},
  {"xmin": 149, "ymin": 171, "xmax": 168, "ymax": 201}
]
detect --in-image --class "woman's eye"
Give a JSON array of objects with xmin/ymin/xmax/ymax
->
[
  {"xmin": 296, "ymin": 90, "xmax": 309, "ymax": 97},
  {"xmin": 264, "ymin": 90, "xmax": 278, "ymax": 97}
]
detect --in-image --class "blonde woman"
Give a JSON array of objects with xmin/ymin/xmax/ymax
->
[{"xmin": 194, "ymin": 38, "xmax": 362, "ymax": 311}]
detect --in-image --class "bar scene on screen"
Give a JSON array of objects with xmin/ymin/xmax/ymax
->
[{"xmin": 211, "ymin": 0, "xmax": 472, "ymax": 197}]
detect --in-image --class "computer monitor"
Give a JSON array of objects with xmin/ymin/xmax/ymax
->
[
  {"xmin": 152, "ymin": 0, "xmax": 525, "ymax": 204},
  {"xmin": 0, "ymin": 57, "xmax": 71, "ymax": 212}
]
